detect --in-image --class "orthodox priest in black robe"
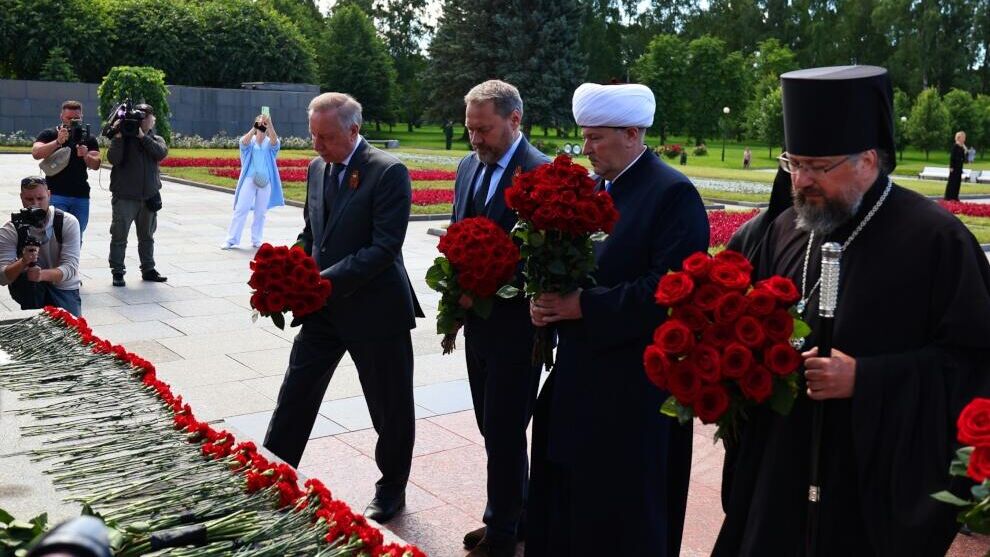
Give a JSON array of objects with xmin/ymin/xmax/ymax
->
[
  {"xmin": 715, "ymin": 65, "xmax": 990, "ymax": 556},
  {"xmin": 525, "ymin": 82, "xmax": 710, "ymax": 556}
]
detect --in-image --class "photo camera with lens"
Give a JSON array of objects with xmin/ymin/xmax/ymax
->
[
  {"xmin": 11, "ymin": 207, "xmax": 47, "ymax": 259},
  {"xmin": 101, "ymin": 99, "xmax": 147, "ymax": 139},
  {"xmin": 65, "ymin": 118, "xmax": 90, "ymax": 147}
]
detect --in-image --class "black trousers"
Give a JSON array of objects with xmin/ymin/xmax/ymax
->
[
  {"xmin": 264, "ymin": 311, "xmax": 415, "ymax": 497},
  {"xmin": 944, "ymin": 170, "xmax": 962, "ymax": 200},
  {"xmin": 465, "ymin": 330, "xmax": 542, "ymax": 542}
]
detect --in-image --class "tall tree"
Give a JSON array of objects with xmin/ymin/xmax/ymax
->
[
  {"xmin": 579, "ymin": 0, "xmax": 626, "ymax": 84},
  {"xmin": 943, "ymin": 88, "xmax": 977, "ymax": 140},
  {"xmin": 372, "ymin": 0, "xmax": 433, "ymax": 131},
  {"xmin": 972, "ymin": 94, "xmax": 990, "ymax": 157},
  {"xmin": 682, "ymin": 35, "xmax": 747, "ymax": 144},
  {"xmin": 425, "ymin": 0, "xmax": 505, "ymax": 123},
  {"xmin": 632, "ymin": 34, "xmax": 689, "ymax": 143},
  {"xmin": 745, "ymin": 85, "xmax": 784, "ymax": 158},
  {"xmin": 907, "ymin": 87, "xmax": 950, "ymax": 159},
  {"xmin": 259, "ymin": 0, "xmax": 328, "ymax": 53},
  {"xmin": 38, "ymin": 47, "xmax": 79, "ymax": 82},
  {"xmin": 893, "ymin": 88, "xmax": 912, "ymax": 160},
  {"xmin": 685, "ymin": 0, "xmax": 765, "ymax": 53},
  {"xmin": 320, "ymin": 4, "xmax": 397, "ymax": 125},
  {"xmin": 748, "ymin": 38, "xmax": 798, "ymax": 97},
  {"xmin": 498, "ymin": 0, "xmax": 586, "ymax": 136}
]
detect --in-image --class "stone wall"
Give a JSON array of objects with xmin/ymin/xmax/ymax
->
[{"xmin": 0, "ymin": 79, "xmax": 318, "ymax": 139}]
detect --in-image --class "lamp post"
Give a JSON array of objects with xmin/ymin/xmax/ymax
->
[
  {"xmin": 899, "ymin": 116, "xmax": 907, "ymax": 161},
  {"xmin": 721, "ymin": 106, "xmax": 731, "ymax": 162}
]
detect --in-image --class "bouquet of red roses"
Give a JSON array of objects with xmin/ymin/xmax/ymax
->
[
  {"xmin": 248, "ymin": 243, "xmax": 331, "ymax": 329},
  {"xmin": 645, "ymin": 250, "xmax": 810, "ymax": 444},
  {"xmin": 499, "ymin": 154, "xmax": 619, "ymax": 370},
  {"xmin": 932, "ymin": 397, "xmax": 990, "ymax": 536},
  {"xmin": 426, "ymin": 217, "xmax": 520, "ymax": 354}
]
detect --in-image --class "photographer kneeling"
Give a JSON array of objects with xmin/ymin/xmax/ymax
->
[
  {"xmin": 107, "ymin": 103, "xmax": 168, "ymax": 287},
  {"xmin": 0, "ymin": 177, "xmax": 81, "ymax": 316}
]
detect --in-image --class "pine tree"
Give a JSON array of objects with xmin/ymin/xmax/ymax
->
[
  {"xmin": 907, "ymin": 88, "xmax": 950, "ymax": 160},
  {"xmin": 39, "ymin": 46, "xmax": 79, "ymax": 82},
  {"xmin": 320, "ymin": 5, "xmax": 398, "ymax": 125},
  {"xmin": 497, "ymin": 0, "xmax": 587, "ymax": 136}
]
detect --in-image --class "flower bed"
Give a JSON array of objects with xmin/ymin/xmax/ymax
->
[
  {"xmin": 412, "ymin": 189, "xmax": 454, "ymax": 206},
  {"xmin": 0, "ymin": 308, "xmax": 423, "ymax": 557},
  {"xmin": 940, "ymin": 200, "xmax": 990, "ymax": 218},
  {"xmin": 709, "ymin": 209, "xmax": 759, "ymax": 247}
]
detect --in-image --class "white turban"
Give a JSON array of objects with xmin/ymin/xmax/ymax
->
[{"xmin": 572, "ymin": 83, "xmax": 655, "ymax": 128}]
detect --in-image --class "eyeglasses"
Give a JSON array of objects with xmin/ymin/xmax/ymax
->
[{"xmin": 778, "ymin": 154, "xmax": 851, "ymax": 176}]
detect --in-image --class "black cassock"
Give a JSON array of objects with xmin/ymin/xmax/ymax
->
[
  {"xmin": 525, "ymin": 150, "xmax": 710, "ymax": 556},
  {"xmin": 715, "ymin": 174, "xmax": 990, "ymax": 556}
]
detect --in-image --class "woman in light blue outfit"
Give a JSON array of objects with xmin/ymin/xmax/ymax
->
[{"xmin": 221, "ymin": 114, "xmax": 285, "ymax": 249}]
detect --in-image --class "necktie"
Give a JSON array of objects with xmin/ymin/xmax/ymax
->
[
  {"xmin": 324, "ymin": 162, "xmax": 345, "ymax": 220},
  {"xmin": 472, "ymin": 163, "xmax": 497, "ymax": 217}
]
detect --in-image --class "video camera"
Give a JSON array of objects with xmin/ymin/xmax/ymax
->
[
  {"xmin": 11, "ymin": 207, "xmax": 47, "ymax": 259},
  {"xmin": 101, "ymin": 99, "xmax": 147, "ymax": 139}
]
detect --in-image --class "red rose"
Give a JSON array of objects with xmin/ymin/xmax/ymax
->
[
  {"xmin": 722, "ymin": 342, "xmax": 753, "ymax": 379},
  {"xmin": 762, "ymin": 309, "xmax": 795, "ymax": 342},
  {"xmin": 709, "ymin": 262, "xmax": 750, "ymax": 291},
  {"xmin": 764, "ymin": 343, "xmax": 801, "ymax": 376},
  {"xmin": 968, "ymin": 446, "xmax": 990, "ymax": 482},
  {"xmin": 667, "ymin": 362, "xmax": 701, "ymax": 405},
  {"xmin": 693, "ymin": 383, "xmax": 730, "ymax": 424},
  {"xmin": 691, "ymin": 284, "xmax": 724, "ymax": 312},
  {"xmin": 672, "ymin": 305, "xmax": 709, "ymax": 332},
  {"xmin": 746, "ymin": 287, "xmax": 777, "ymax": 316},
  {"xmin": 714, "ymin": 250, "xmax": 754, "ymax": 276},
  {"xmin": 740, "ymin": 364, "xmax": 773, "ymax": 403},
  {"xmin": 689, "ymin": 344, "xmax": 721, "ymax": 383},
  {"xmin": 734, "ymin": 316, "xmax": 767, "ymax": 348},
  {"xmin": 643, "ymin": 345, "xmax": 671, "ymax": 389},
  {"xmin": 957, "ymin": 398, "xmax": 990, "ymax": 447},
  {"xmin": 655, "ymin": 272, "xmax": 695, "ymax": 306},
  {"xmin": 681, "ymin": 252, "xmax": 712, "ymax": 279},
  {"xmin": 653, "ymin": 319, "xmax": 695, "ymax": 356},
  {"xmin": 255, "ymin": 243, "xmax": 276, "ymax": 260},
  {"xmin": 714, "ymin": 292, "xmax": 749, "ymax": 324},
  {"xmin": 758, "ymin": 276, "xmax": 800, "ymax": 305},
  {"xmin": 701, "ymin": 323, "xmax": 736, "ymax": 348}
]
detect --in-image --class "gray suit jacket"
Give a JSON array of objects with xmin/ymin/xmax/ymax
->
[{"xmin": 298, "ymin": 138, "xmax": 423, "ymax": 340}]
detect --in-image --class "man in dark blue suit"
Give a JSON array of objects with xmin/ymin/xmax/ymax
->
[
  {"xmin": 526, "ymin": 83, "xmax": 710, "ymax": 556},
  {"xmin": 452, "ymin": 80, "xmax": 549, "ymax": 557},
  {"xmin": 263, "ymin": 92, "xmax": 423, "ymax": 523}
]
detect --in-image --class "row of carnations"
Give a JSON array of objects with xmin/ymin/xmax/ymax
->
[{"xmin": 41, "ymin": 306, "xmax": 424, "ymax": 557}]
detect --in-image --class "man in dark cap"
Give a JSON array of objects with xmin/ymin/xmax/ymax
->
[{"xmin": 714, "ymin": 65, "xmax": 990, "ymax": 556}]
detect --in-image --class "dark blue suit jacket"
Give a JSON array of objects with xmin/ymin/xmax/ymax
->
[
  {"xmin": 451, "ymin": 136, "xmax": 549, "ymax": 345},
  {"xmin": 298, "ymin": 139, "xmax": 423, "ymax": 341}
]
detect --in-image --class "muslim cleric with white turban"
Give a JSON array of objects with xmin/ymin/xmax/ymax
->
[
  {"xmin": 525, "ymin": 80, "xmax": 709, "ymax": 557},
  {"xmin": 571, "ymin": 82, "xmax": 656, "ymax": 129}
]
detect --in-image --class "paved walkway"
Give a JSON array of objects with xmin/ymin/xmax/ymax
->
[{"xmin": 0, "ymin": 153, "xmax": 986, "ymax": 556}]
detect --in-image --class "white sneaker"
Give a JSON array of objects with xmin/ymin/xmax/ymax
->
[{"xmin": 220, "ymin": 242, "xmax": 235, "ymax": 250}]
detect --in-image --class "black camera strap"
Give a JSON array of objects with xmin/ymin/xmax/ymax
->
[{"xmin": 53, "ymin": 208, "xmax": 63, "ymax": 244}]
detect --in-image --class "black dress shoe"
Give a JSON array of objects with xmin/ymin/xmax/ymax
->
[
  {"xmin": 112, "ymin": 272, "xmax": 125, "ymax": 287},
  {"xmin": 363, "ymin": 493, "xmax": 405, "ymax": 523},
  {"xmin": 464, "ymin": 525, "xmax": 487, "ymax": 549},
  {"xmin": 141, "ymin": 270, "xmax": 167, "ymax": 282},
  {"xmin": 465, "ymin": 524, "xmax": 525, "ymax": 549},
  {"xmin": 466, "ymin": 536, "xmax": 516, "ymax": 557}
]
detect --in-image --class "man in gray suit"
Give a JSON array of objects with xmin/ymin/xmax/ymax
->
[
  {"xmin": 264, "ymin": 92, "xmax": 423, "ymax": 523},
  {"xmin": 453, "ymin": 80, "xmax": 549, "ymax": 557}
]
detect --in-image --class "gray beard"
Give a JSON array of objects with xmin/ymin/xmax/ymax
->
[{"xmin": 792, "ymin": 190, "xmax": 863, "ymax": 235}]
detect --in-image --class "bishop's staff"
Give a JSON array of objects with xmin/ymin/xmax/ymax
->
[{"xmin": 807, "ymin": 242, "xmax": 841, "ymax": 557}]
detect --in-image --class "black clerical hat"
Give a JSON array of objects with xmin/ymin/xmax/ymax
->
[{"xmin": 781, "ymin": 65, "xmax": 895, "ymax": 171}]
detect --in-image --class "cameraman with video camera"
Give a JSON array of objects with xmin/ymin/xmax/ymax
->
[
  {"xmin": 31, "ymin": 100, "xmax": 101, "ymax": 238},
  {"xmin": 0, "ymin": 177, "xmax": 82, "ymax": 316},
  {"xmin": 106, "ymin": 102, "xmax": 168, "ymax": 287}
]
